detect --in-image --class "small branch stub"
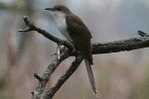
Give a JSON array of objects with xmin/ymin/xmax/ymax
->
[
  {"xmin": 138, "ymin": 30, "xmax": 149, "ymax": 37},
  {"xmin": 34, "ymin": 73, "xmax": 43, "ymax": 82}
]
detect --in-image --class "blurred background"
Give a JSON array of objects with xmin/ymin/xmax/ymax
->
[{"xmin": 0, "ymin": 0, "xmax": 149, "ymax": 99}]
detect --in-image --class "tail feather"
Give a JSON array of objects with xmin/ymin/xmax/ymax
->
[{"xmin": 85, "ymin": 59, "xmax": 96, "ymax": 94}]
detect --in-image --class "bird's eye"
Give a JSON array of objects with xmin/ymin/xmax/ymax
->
[{"xmin": 57, "ymin": 8, "xmax": 61, "ymax": 11}]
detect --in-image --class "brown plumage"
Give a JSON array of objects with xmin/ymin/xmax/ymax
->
[
  {"xmin": 45, "ymin": 5, "xmax": 96, "ymax": 94},
  {"xmin": 66, "ymin": 13, "xmax": 93, "ymax": 65}
]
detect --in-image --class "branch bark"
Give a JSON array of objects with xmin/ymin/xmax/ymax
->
[
  {"xmin": 92, "ymin": 37, "xmax": 149, "ymax": 54},
  {"xmin": 42, "ymin": 55, "xmax": 83, "ymax": 99},
  {"xmin": 20, "ymin": 16, "xmax": 149, "ymax": 99},
  {"xmin": 32, "ymin": 48, "xmax": 70, "ymax": 99}
]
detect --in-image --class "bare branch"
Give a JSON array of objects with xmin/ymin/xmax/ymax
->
[
  {"xmin": 32, "ymin": 48, "xmax": 71, "ymax": 99},
  {"xmin": 19, "ymin": 16, "xmax": 73, "ymax": 50},
  {"xmin": 19, "ymin": 16, "xmax": 149, "ymax": 99},
  {"xmin": 92, "ymin": 35, "xmax": 149, "ymax": 55},
  {"xmin": 42, "ymin": 55, "xmax": 84, "ymax": 99},
  {"xmin": 37, "ymin": 33, "xmax": 149, "ymax": 99},
  {"xmin": 20, "ymin": 17, "xmax": 149, "ymax": 55}
]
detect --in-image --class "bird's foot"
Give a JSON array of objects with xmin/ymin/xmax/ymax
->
[{"xmin": 56, "ymin": 44, "xmax": 65, "ymax": 60}]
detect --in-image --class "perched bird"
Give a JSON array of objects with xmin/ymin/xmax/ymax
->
[{"xmin": 45, "ymin": 5, "xmax": 96, "ymax": 94}]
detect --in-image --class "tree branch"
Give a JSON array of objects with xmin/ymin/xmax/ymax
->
[
  {"xmin": 31, "ymin": 48, "xmax": 71, "ymax": 99},
  {"xmin": 42, "ymin": 56, "xmax": 84, "ymax": 99},
  {"xmin": 20, "ymin": 17, "xmax": 149, "ymax": 56},
  {"xmin": 92, "ymin": 36, "xmax": 149, "ymax": 54},
  {"xmin": 19, "ymin": 16, "xmax": 73, "ymax": 50},
  {"xmin": 20, "ymin": 16, "xmax": 149, "ymax": 99}
]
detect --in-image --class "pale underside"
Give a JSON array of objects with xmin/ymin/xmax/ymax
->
[{"xmin": 51, "ymin": 11, "xmax": 72, "ymax": 42}]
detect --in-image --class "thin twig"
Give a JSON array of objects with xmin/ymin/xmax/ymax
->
[{"xmin": 138, "ymin": 30, "xmax": 149, "ymax": 37}]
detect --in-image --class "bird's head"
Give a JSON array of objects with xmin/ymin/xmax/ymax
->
[{"xmin": 45, "ymin": 5, "xmax": 71, "ymax": 16}]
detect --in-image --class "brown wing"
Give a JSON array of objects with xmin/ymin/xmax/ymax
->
[
  {"xmin": 66, "ymin": 14, "xmax": 93, "ymax": 64},
  {"xmin": 66, "ymin": 14, "xmax": 95, "ymax": 92},
  {"xmin": 66, "ymin": 14, "xmax": 92, "ymax": 40}
]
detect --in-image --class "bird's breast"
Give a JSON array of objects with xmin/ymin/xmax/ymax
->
[
  {"xmin": 54, "ymin": 15, "xmax": 72, "ymax": 42},
  {"xmin": 54, "ymin": 16, "xmax": 66, "ymax": 31}
]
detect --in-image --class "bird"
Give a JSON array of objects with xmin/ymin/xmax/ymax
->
[{"xmin": 45, "ymin": 5, "xmax": 96, "ymax": 94}]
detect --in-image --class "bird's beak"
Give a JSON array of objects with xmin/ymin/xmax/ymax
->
[{"xmin": 44, "ymin": 8, "xmax": 55, "ymax": 11}]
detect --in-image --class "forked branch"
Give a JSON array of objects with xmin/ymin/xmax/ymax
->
[{"xmin": 20, "ymin": 16, "xmax": 149, "ymax": 99}]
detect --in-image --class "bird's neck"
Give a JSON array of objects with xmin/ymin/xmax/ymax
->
[
  {"xmin": 51, "ymin": 11, "xmax": 66, "ymax": 21},
  {"xmin": 52, "ymin": 12, "xmax": 66, "ymax": 29},
  {"xmin": 52, "ymin": 12, "xmax": 73, "ymax": 42}
]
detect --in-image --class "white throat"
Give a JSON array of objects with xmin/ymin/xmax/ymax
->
[
  {"xmin": 52, "ymin": 11, "xmax": 66, "ymax": 31},
  {"xmin": 51, "ymin": 11, "xmax": 72, "ymax": 42}
]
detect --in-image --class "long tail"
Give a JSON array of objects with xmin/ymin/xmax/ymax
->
[{"xmin": 84, "ymin": 59, "xmax": 96, "ymax": 94}]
